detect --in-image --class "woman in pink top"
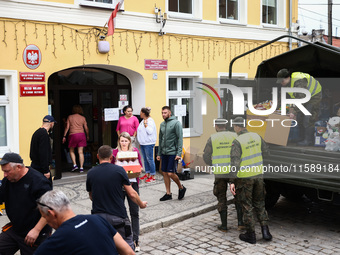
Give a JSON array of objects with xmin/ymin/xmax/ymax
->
[
  {"xmin": 62, "ymin": 105, "xmax": 89, "ymax": 173},
  {"xmin": 116, "ymin": 105, "xmax": 139, "ymax": 147}
]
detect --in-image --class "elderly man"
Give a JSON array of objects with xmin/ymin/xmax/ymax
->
[
  {"xmin": 35, "ymin": 190, "xmax": 134, "ymax": 255},
  {"xmin": 0, "ymin": 152, "xmax": 52, "ymax": 254}
]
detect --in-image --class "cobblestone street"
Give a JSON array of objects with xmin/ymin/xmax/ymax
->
[{"xmin": 138, "ymin": 197, "xmax": 340, "ymax": 255}]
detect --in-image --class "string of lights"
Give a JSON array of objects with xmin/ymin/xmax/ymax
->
[{"xmin": 0, "ymin": 18, "xmax": 289, "ymax": 68}]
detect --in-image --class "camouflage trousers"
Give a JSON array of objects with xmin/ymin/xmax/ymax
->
[
  {"xmin": 235, "ymin": 177, "xmax": 269, "ymax": 232},
  {"xmin": 296, "ymin": 92, "xmax": 321, "ymax": 128},
  {"xmin": 213, "ymin": 177, "xmax": 229, "ymax": 213}
]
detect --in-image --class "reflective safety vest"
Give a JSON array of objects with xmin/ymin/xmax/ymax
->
[
  {"xmin": 211, "ymin": 131, "xmax": 237, "ymax": 175},
  {"xmin": 288, "ymin": 72, "xmax": 322, "ymax": 99},
  {"xmin": 236, "ymin": 132, "xmax": 263, "ymax": 178}
]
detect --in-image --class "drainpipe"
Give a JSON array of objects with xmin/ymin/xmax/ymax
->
[{"xmin": 288, "ymin": 0, "xmax": 292, "ymax": 50}]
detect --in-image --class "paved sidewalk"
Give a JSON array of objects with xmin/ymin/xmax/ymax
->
[{"xmin": 0, "ymin": 170, "xmax": 226, "ymax": 234}]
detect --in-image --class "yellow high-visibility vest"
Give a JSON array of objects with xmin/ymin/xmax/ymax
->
[
  {"xmin": 288, "ymin": 72, "xmax": 322, "ymax": 99},
  {"xmin": 236, "ymin": 132, "xmax": 263, "ymax": 178},
  {"xmin": 211, "ymin": 131, "xmax": 237, "ymax": 175}
]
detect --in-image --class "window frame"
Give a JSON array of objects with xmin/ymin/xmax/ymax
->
[
  {"xmin": 261, "ymin": 0, "xmax": 278, "ymax": 26},
  {"xmin": 217, "ymin": 72, "xmax": 248, "ymax": 118},
  {"xmin": 167, "ymin": 0, "xmax": 202, "ymax": 20},
  {"xmin": 0, "ymin": 70, "xmax": 19, "ymax": 157},
  {"xmin": 218, "ymin": 0, "xmax": 239, "ymax": 22},
  {"xmin": 79, "ymin": 0, "xmax": 124, "ymax": 10},
  {"xmin": 218, "ymin": 0, "xmax": 247, "ymax": 25},
  {"xmin": 166, "ymin": 72, "xmax": 203, "ymax": 138}
]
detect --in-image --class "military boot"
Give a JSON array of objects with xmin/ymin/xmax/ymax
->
[
  {"xmin": 217, "ymin": 210, "xmax": 228, "ymax": 232},
  {"xmin": 261, "ymin": 225, "xmax": 272, "ymax": 241},
  {"xmin": 235, "ymin": 202, "xmax": 245, "ymax": 231},
  {"xmin": 239, "ymin": 231, "xmax": 256, "ymax": 244},
  {"xmin": 298, "ymin": 127, "xmax": 314, "ymax": 146}
]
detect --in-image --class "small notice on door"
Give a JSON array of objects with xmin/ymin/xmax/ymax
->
[
  {"xmin": 119, "ymin": 101, "xmax": 129, "ymax": 109},
  {"xmin": 104, "ymin": 108, "xmax": 120, "ymax": 121}
]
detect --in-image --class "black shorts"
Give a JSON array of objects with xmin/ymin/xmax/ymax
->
[{"xmin": 161, "ymin": 155, "xmax": 178, "ymax": 173}]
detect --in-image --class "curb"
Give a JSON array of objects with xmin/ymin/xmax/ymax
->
[{"xmin": 140, "ymin": 202, "xmax": 217, "ymax": 234}]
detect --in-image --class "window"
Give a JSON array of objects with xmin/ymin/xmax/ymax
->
[
  {"xmin": 79, "ymin": 0, "xmax": 123, "ymax": 9},
  {"xmin": 169, "ymin": 0, "xmax": 193, "ymax": 14},
  {"xmin": 0, "ymin": 80, "xmax": 6, "ymax": 147},
  {"xmin": 262, "ymin": 0, "xmax": 277, "ymax": 25},
  {"xmin": 217, "ymin": 73, "xmax": 248, "ymax": 118},
  {"xmin": 167, "ymin": 73, "xmax": 203, "ymax": 137},
  {"xmin": 219, "ymin": 0, "xmax": 238, "ymax": 20},
  {"xmin": 0, "ymin": 71, "xmax": 19, "ymax": 156},
  {"xmin": 87, "ymin": 0, "xmax": 112, "ymax": 3}
]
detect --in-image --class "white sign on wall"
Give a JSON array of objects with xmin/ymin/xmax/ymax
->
[{"xmin": 104, "ymin": 108, "xmax": 119, "ymax": 121}]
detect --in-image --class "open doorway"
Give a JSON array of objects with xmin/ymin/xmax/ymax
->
[{"xmin": 48, "ymin": 67, "xmax": 131, "ymax": 179}]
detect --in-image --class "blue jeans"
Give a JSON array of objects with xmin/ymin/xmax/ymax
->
[{"xmin": 140, "ymin": 144, "xmax": 156, "ymax": 175}]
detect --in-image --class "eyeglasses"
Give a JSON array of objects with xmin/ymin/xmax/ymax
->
[{"xmin": 36, "ymin": 201, "xmax": 54, "ymax": 211}]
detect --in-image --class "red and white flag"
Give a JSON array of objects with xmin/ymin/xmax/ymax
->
[{"xmin": 107, "ymin": 0, "xmax": 124, "ymax": 36}]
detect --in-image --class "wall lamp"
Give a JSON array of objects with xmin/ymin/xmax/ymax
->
[{"xmin": 155, "ymin": 6, "xmax": 167, "ymax": 36}]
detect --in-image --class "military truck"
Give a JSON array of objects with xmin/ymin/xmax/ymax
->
[{"xmin": 225, "ymin": 35, "xmax": 340, "ymax": 208}]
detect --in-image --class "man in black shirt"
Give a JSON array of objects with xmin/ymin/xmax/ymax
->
[
  {"xmin": 0, "ymin": 152, "xmax": 52, "ymax": 254},
  {"xmin": 30, "ymin": 115, "xmax": 56, "ymax": 182},
  {"xmin": 86, "ymin": 145, "xmax": 147, "ymax": 250}
]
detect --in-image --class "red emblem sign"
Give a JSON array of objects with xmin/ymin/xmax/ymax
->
[
  {"xmin": 23, "ymin": 45, "xmax": 42, "ymax": 69},
  {"xmin": 20, "ymin": 84, "xmax": 45, "ymax": 97}
]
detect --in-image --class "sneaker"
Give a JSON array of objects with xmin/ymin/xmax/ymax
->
[
  {"xmin": 71, "ymin": 165, "xmax": 78, "ymax": 172},
  {"xmin": 79, "ymin": 168, "xmax": 84, "ymax": 173},
  {"xmin": 140, "ymin": 174, "xmax": 148, "ymax": 180},
  {"xmin": 160, "ymin": 193, "xmax": 172, "ymax": 201},
  {"xmin": 134, "ymin": 241, "xmax": 140, "ymax": 252},
  {"xmin": 145, "ymin": 176, "xmax": 155, "ymax": 183},
  {"xmin": 178, "ymin": 185, "xmax": 186, "ymax": 200}
]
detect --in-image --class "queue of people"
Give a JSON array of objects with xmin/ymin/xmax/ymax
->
[
  {"xmin": 0, "ymin": 104, "xmax": 189, "ymax": 254},
  {"xmin": 0, "ymin": 102, "xmax": 278, "ymax": 254}
]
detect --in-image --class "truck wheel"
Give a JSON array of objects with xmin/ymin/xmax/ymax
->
[
  {"xmin": 281, "ymin": 185, "xmax": 304, "ymax": 201},
  {"xmin": 265, "ymin": 180, "xmax": 281, "ymax": 209},
  {"xmin": 265, "ymin": 192, "xmax": 280, "ymax": 209}
]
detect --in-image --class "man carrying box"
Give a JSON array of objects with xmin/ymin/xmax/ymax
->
[{"xmin": 86, "ymin": 145, "xmax": 147, "ymax": 250}]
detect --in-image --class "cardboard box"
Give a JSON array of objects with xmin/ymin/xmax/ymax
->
[
  {"xmin": 246, "ymin": 110, "xmax": 267, "ymax": 139},
  {"xmin": 246, "ymin": 111, "xmax": 292, "ymax": 146},
  {"xmin": 122, "ymin": 165, "xmax": 141, "ymax": 179}
]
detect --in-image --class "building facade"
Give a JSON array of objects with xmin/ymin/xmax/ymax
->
[{"xmin": 0, "ymin": 0, "xmax": 298, "ymax": 178}]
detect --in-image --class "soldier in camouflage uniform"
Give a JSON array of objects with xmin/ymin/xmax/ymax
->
[
  {"xmin": 277, "ymin": 69, "xmax": 322, "ymax": 146},
  {"xmin": 229, "ymin": 117, "xmax": 272, "ymax": 244},
  {"xmin": 203, "ymin": 120, "xmax": 240, "ymax": 232}
]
